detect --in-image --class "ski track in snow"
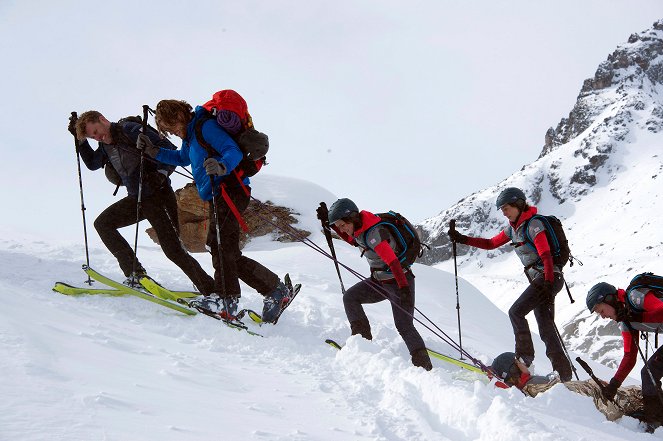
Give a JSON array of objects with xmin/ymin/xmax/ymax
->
[{"xmin": 0, "ymin": 221, "xmax": 658, "ymax": 441}]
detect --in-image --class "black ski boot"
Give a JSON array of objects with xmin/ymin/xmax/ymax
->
[
  {"xmin": 411, "ymin": 348, "xmax": 433, "ymax": 371},
  {"xmin": 349, "ymin": 319, "xmax": 372, "ymax": 340},
  {"xmin": 643, "ymin": 395, "xmax": 663, "ymax": 433},
  {"xmin": 551, "ymin": 355, "xmax": 573, "ymax": 382}
]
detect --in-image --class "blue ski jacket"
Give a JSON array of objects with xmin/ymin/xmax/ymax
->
[{"xmin": 156, "ymin": 106, "xmax": 246, "ymax": 201}]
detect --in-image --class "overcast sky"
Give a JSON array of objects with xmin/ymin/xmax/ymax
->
[{"xmin": 1, "ymin": 1, "xmax": 661, "ymax": 243}]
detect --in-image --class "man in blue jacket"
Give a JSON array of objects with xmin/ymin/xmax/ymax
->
[
  {"xmin": 71, "ymin": 111, "xmax": 215, "ymax": 295},
  {"xmin": 140, "ymin": 100, "xmax": 289, "ymax": 323}
]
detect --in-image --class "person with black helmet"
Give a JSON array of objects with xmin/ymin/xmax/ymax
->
[
  {"xmin": 491, "ymin": 351, "xmax": 645, "ymax": 422},
  {"xmin": 586, "ymin": 282, "xmax": 663, "ymax": 432},
  {"xmin": 326, "ymin": 198, "xmax": 432, "ymax": 371},
  {"xmin": 448, "ymin": 187, "xmax": 573, "ymax": 381}
]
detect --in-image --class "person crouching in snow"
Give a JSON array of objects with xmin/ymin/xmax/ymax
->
[
  {"xmin": 586, "ymin": 282, "xmax": 663, "ymax": 432},
  {"xmin": 324, "ymin": 198, "xmax": 432, "ymax": 371},
  {"xmin": 491, "ymin": 352, "xmax": 644, "ymax": 423}
]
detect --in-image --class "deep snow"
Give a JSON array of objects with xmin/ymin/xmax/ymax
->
[{"xmin": 0, "ymin": 175, "xmax": 657, "ymax": 441}]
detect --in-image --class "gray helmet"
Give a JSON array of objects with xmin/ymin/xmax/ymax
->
[
  {"xmin": 328, "ymin": 198, "xmax": 359, "ymax": 224},
  {"xmin": 491, "ymin": 352, "xmax": 518, "ymax": 382},
  {"xmin": 586, "ymin": 282, "xmax": 617, "ymax": 312},
  {"xmin": 496, "ymin": 187, "xmax": 527, "ymax": 209}
]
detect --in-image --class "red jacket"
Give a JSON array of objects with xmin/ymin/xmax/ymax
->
[
  {"xmin": 464, "ymin": 207, "xmax": 555, "ymax": 282},
  {"xmin": 614, "ymin": 288, "xmax": 663, "ymax": 383}
]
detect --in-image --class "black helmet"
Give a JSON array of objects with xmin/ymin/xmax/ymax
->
[
  {"xmin": 496, "ymin": 187, "xmax": 526, "ymax": 209},
  {"xmin": 490, "ymin": 352, "xmax": 520, "ymax": 381},
  {"xmin": 328, "ymin": 198, "xmax": 359, "ymax": 224},
  {"xmin": 586, "ymin": 282, "xmax": 617, "ymax": 312}
]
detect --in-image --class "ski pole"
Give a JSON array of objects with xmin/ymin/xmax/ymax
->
[
  {"xmin": 553, "ymin": 322, "xmax": 579, "ymax": 380},
  {"xmin": 71, "ymin": 112, "xmax": 93, "ymax": 285},
  {"xmin": 131, "ymin": 105, "xmax": 149, "ymax": 284},
  {"xmin": 317, "ymin": 202, "xmax": 345, "ymax": 294},
  {"xmin": 575, "ymin": 357, "xmax": 626, "ymax": 409},
  {"xmin": 208, "ymin": 163, "xmax": 226, "ymax": 299},
  {"xmin": 449, "ymin": 219, "xmax": 463, "ymax": 359}
]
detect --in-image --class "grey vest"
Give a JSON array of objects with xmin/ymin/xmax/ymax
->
[
  {"xmin": 355, "ymin": 224, "xmax": 403, "ymax": 281},
  {"xmin": 506, "ymin": 217, "xmax": 562, "ymax": 281}
]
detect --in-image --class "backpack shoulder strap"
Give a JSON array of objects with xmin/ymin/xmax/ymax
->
[{"xmin": 193, "ymin": 114, "xmax": 217, "ymax": 158}]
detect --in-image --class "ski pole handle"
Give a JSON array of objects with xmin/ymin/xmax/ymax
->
[
  {"xmin": 576, "ymin": 357, "xmax": 609, "ymax": 397},
  {"xmin": 70, "ymin": 111, "xmax": 79, "ymax": 147},
  {"xmin": 449, "ymin": 219, "xmax": 456, "ymax": 232},
  {"xmin": 142, "ymin": 105, "xmax": 149, "ymax": 133}
]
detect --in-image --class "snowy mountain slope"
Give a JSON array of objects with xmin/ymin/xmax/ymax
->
[
  {"xmin": 419, "ymin": 20, "xmax": 663, "ymax": 367},
  {"xmin": 0, "ymin": 175, "xmax": 654, "ymax": 441}
]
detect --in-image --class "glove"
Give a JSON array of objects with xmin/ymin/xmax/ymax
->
[
  {"xmin": 603, "ymin": 377, "xmax": 621, "ymax": 401},
  {"xmin": 316, "ymin": 204, "xmax": 329, "ymax": 225},
  {"xmin": 68, "ymin": 115, "xmax": 77, "ymax": 137},
  {"xmin": 136, "ymin": 133, "xmax": 160, "ymax": 159},
  {"xmin": 615, "ymin": 304, "xmax": 643, "ymax": 323},
  {"xmin": 203, "ymin": 157, "xmax": 227, "ymax": 176},
  {"xmin": 538, "ymin": 280, "xmax": 554, "ymax": 304},
  {"xmin": 447, "ymin": 228, "xmax": 468, "ymax": 244},
  {"xmin": 398, "ymin": 286, "xmax": 413, "ymax": 310}
]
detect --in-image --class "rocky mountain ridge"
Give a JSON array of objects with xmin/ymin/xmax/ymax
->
[{"xmin": 417, "ymin": 19, "xmax": 663, "ymax": 266}]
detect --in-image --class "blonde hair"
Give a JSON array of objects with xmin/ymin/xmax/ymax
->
[
  {"xmin": 75, "ymin": 110, "xmax": 103, "ymax": 140},
  {"xmin": 155, "ymin": 100, "xmax": 193, "ymax": 136}
]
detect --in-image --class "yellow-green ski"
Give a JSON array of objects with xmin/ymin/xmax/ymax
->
[
  {"xmin": 83, "ymin": 265, "xmax": 196, "ymax": 316},
  {"xmin": 52, "ymin": 282, "xmax": 125, "ymax": 296},
  {"xmin": 138, "ymin": 275, "xmax": 200, "ymax": 301}
]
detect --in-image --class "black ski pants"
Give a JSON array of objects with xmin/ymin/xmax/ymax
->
[
  {"xmin": 94, "ymin": 185, "xmax": 215, "ymax": 294},
  {"xmin": 343, "ymin": 273, "xmax": 426, "ymax": 354},
  {"xmin": 509, "ymin": 273, "xmax": 570, "ymax": 373},
  {"xmin": 206, "ymin": 184, "xmax": 279, "ymax": 298},
  {"xmin": 642, "ymin": 345, "xmax": 663, "ymax": 397}
]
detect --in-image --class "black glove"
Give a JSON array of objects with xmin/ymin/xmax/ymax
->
[
  {"xmin": 398, "ymin": 286, "xmax": 413, "ymax": 310},
  {"xmin": 538, "ymin": 280, "xmax": 554, "ymax": 304},
  {"xmin": 316, "ymin": 204, "xmax": 329, "ymax": 225},
  {"xmin": 136, "ymin": 133, "xmax": 160, "ymax": 158},
  {"xmin": 68, "ymin": 115, "xmax": 77, "ymax": 137},
  {"xmin": 615, "ymin": 304, "xmax": 643, "ymax": 323},
  {"xmin": 603, "ymin": 377, "xmax": 621, "ymax": 401},
  {"xmin": 203, "ymin": 157, "xmax": 227, "ymax": 176},
  {"xmin": 447, "ymin": 228, "xmax": 468, "ymax": 244}
]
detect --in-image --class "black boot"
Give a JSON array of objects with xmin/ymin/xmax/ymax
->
[
  {"xmin": 349, "ymin": 319, "xmax": 372, "ymax": 340},
  {"xmin": 643, "ymin": 395, "xmax": 663, "ymax": 433},
  {"xmin": 551, "ymin": 355, "xmax": 573, "ymax": 382},
  {"xmin": 411, "ymin": 348, "xmax": 433, "ymax": 371}
]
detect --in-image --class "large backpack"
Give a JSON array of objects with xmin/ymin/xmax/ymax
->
[
  {"xmin": 522, "ymin": 215, "xmax": 572, "ymax": 267},
  {"xmin": 99, "ymin": 115, "xmax": 176, "ymax": 194},
  {"xmin": 195, "ymin": 89, "xmax": 268, "ymax": 179},
  {"xmin": 625, "ymin": 272, "xmax": 663, "ymax": 310},
  {"xmin": 364, "ymin": 211, "xmax": 426, "ymax": 268},
  {"xmin": 115, "ymin": 115, "xmax": 177, "ymax": 176}
]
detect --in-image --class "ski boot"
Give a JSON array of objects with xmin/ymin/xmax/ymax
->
[
  {"xmin": 411, "ymin": 347, "xmax": 433, "ymax": 371},
  {"xmin": 123, "ymin": 267, "xmax": 148, "ymax": 289},
  {"xmin": 262, "ymin": 282, "xmax": 289, "ymax": 323}
]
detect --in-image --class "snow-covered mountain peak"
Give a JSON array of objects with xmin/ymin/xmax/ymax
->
[{"xmin": 418, "ymin": 19, "xmax": 663, "ymax": 266}]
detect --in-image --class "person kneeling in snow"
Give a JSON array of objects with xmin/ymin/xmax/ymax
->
[
  {"xmin": 325, "ymin": 198, "xmax": 432, "ymax": 371},
  {"xmin": 586, "ymin": 281, "xmax": 663, "ymax": 432},
  {"xmin": 491, "ymin": 352, "xmax": 644, "ymax": 423}
]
